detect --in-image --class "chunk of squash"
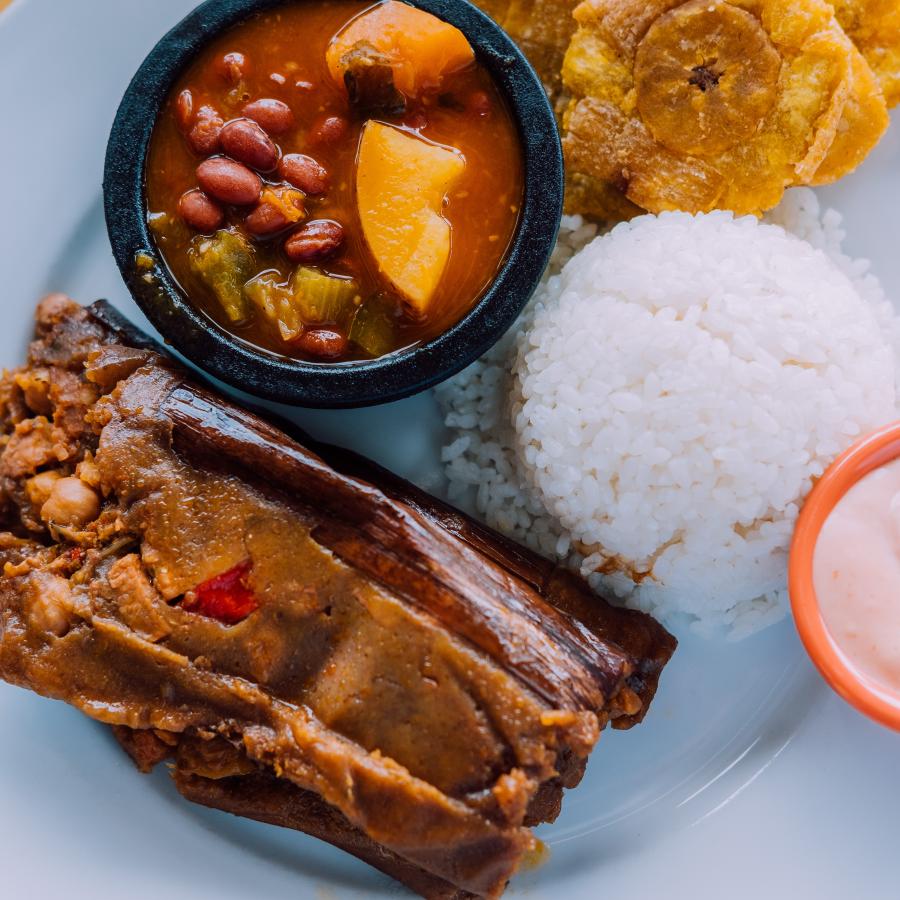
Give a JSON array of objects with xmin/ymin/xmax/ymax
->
[
  {"xmin": 327, "ymin": 0, "xmax": 475, "ymax": 98},
  {"xmin": 356, "ymin": 121, "xmax": 465, "ymax": 313}
]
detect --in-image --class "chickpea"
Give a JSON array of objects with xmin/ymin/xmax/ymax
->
[
  {"xmin": 36, "ymin": 293, "xmax": 75, "ymax": 327},
  {"xmin": 75, "ymin": 454, "xmax": 101, "ymax": 489},
  {"xmin": 26, "ymin": 572, "xmax": 75, "ymax": 638},
  {"xmin": 25, "ymin": 470, "xmax": 62, "ymax": 508},
  {"xmin": 41, "ymin": 477, "xmax": 100, "ymax": 528}
]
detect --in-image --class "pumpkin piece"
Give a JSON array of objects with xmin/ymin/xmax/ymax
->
[
  {"xmin": 327, "ymin": 0, "xmax": 475, "ymax": 99},
  {"xmin": 356, "ymin": 122, "xmax": 465, "ymax": 313}
]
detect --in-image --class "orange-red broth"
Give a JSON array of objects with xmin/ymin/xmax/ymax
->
[{"xmin": 145, "ymin": 0, "xmax": 524, "ymax": 362}]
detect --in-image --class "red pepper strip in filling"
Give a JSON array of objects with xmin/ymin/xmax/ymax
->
[{"xmin": 181, "ymin": 559, "xmax": 258, "ymax": 624}]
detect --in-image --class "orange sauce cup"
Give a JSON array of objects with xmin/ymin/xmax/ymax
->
[{"xmin": 789, "ymin": 420, "xmax": 900, "ymax": 731}]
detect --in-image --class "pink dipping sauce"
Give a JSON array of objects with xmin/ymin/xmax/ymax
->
[{"xmin": 813, "ymin": 456, "xmax": 900, "ymax": 692}]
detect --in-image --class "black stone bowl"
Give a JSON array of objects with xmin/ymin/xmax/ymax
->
[{"xmin": 104, "ymin": 0, "xmax": 562, "ymax": 408}]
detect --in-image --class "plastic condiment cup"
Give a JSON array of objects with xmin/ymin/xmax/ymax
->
[{"xmin": 789, "ymin": 420, "xmax": 900, "ymax": 730}]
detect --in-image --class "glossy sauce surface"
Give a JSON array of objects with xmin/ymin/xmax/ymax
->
[
  {"xmin": 813, "ymin": 456, "xmax": 900, "ymax": 693},
  {"xmin": 145, "ymin": 0, "xmax": 524, "ymax": 362}
]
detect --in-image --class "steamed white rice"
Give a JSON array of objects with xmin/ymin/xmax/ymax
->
[{"xmin": 437, "ymin": 190, "xmax": 900, "ymax": 638}]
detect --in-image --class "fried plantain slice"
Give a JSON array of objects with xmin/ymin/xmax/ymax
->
[
  {"xmin": 564, "ymin": 96, "xmax": 727, "ymax": 212},
  {"xmin": 634, "ymin": 2, "xmax": 782, "ymax": 156},
  {"xmin": 476, "ymin": 0, "xmax": 582, "ymax": 104},
  {"xmin": 833, "ymin": 0, "xmax": 900, "ymax": 107},
  {"xmin": 559, "ymin": 0, "xmax": 889, "ymax": 218}
]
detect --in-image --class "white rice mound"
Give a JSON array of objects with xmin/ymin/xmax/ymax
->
[{"xmin": 437, "ymin": 190, "xmax": 900, "ymax": 638}]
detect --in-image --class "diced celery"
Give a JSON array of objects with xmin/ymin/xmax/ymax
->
[
  {"xmin": 188, "ymin": 230, "xmax": 255, "ymax": 323},
  {"xmin": 291, "ymin": 267, "xmax": 359, "ymax": 326},
  {"xmin": 349, "ymin": 295, "xmax": 397, "ymax": 358},
  {"xmin": 244, "ymin": 272, "xmax": 302, "ymax": 341},
  {"xmin": 247, "ymin": 267, "xmax": 360, "ymax": 344}
]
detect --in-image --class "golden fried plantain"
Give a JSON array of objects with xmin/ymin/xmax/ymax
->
[
  {"xmin": 476, "ymin": 0, "xmax": 581, "ymax": 104},
  {"xmin": 634, "ymin": 2, "xmax": 782, "ymax": 157},
  {"xmin": 833, "ymin": 0, "xmax": 900, "ymax": 107},
  {"xmin": 559, "ymin": 0, "xmax": 889, "ymax": 218}
]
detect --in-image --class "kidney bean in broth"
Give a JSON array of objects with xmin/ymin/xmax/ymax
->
[
  {"xmin": 244, "ymin": 187, "xmax": 306, "ymax": 237},
  {"xmin": 285, "ymin": 220, "xmax": 344, "ymax": 263},
  {"xmin": 196, "ymin": 158, "xmax": 262, "ymax": 205},
  {"xmin": 294, "ymin": 328, "xmax": 349, "ymax": 359},
  {"xmin": 243, "ymin": 98, "xmax": 295, "ymax": 134},
  {"xmin": 188, "ymin": 105, "xmax": 224, "ymax": 155},
  {"xmin": 279, "ymin": 154, "xmax": 330, "ymax": 195},
  {"xmin": 220, "ymin": 119, "xmax": 279, "ymax": 172},
  {"xmin": 178, "ymin": 189, "xmax": 225, "ymax": 233}
]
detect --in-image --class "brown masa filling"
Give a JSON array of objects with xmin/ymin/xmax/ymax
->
[{"xmin": 0, "ymin": 295, "xmax": 675, "ymax": 899}]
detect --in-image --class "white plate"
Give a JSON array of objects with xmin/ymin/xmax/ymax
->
[{"xmin": 1, "ymin": 2, "xmax": 898, "ymax": 898}]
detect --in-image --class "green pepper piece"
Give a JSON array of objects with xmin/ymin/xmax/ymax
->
[
  {"xmin": 349, "ymin": 294, "xmax": 397, "ymax": 358},
  {"xmin": 188, "ymin": 230, "xmax": 255, "ymax": 323},
  {"xmin": 291, "ymin": 267, "xmax": 359, "ymax": 326},
  {"xmin": 245, "ymin": 272, "xmax": 302, "ymax": 341}
]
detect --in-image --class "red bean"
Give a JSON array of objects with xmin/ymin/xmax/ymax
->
[
  {"xmin": 177, "ymin": 189, "xmax": 224, "ymax": 232},
  {"xmin": 220, "ymin": 118, "xmax": 278, "ymax": 172},
  {"xmin": 294, "ymin": 329, "xmax": 348, "ymax": 359},
  {"xmin": 197, "ymin": 157, "xmax": 262, "ymax": 206},
  {"xmin": 175, "ymin": 89, "xmax": 194, "ymax": 132},
  {"xmin": 188, "ymin": 105, "xmax": 224, "ymax": 155},
  {"xmin": 242, "ymin": 98, "xmax": 295, "ymax": 135},
  {"xmin": 244, "ymin": 204, "xmax": 287, "ymax": 237},
  {"xmin": 216, "ymin": 51, "xmax": 248, "ymax": 84},
  {"xmin": 244, "ymin": 187, "xmax": 306, "ymax": 237},
  {"xmin": 284, "ymin": 220, "xmax": 344, "ymax": 263},
  {"xmin": 279, "ymin": 153, "xmax": 329, "ymax": 195},
  {"xmin": 310, "ymin": 115, "xmax": 349, "ymax": 145}
]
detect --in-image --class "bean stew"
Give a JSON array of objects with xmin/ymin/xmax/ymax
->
[{"xmin": 145, "ymin": 0, "xmax": 524, "ymax": 362}]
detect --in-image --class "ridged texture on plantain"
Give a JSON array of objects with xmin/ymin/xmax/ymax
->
[
  {"xmin": 559, "ymin": 0, "xmax": 889, "ymax": 217},
  {"xmin": 833, "ymin": 0, "xmax": 900, "ymax": 107}
]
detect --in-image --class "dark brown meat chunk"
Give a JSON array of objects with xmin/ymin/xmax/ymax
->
[{"xmin": 341, "ymin": 42, "xmax": 407, "ymax": 115}]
